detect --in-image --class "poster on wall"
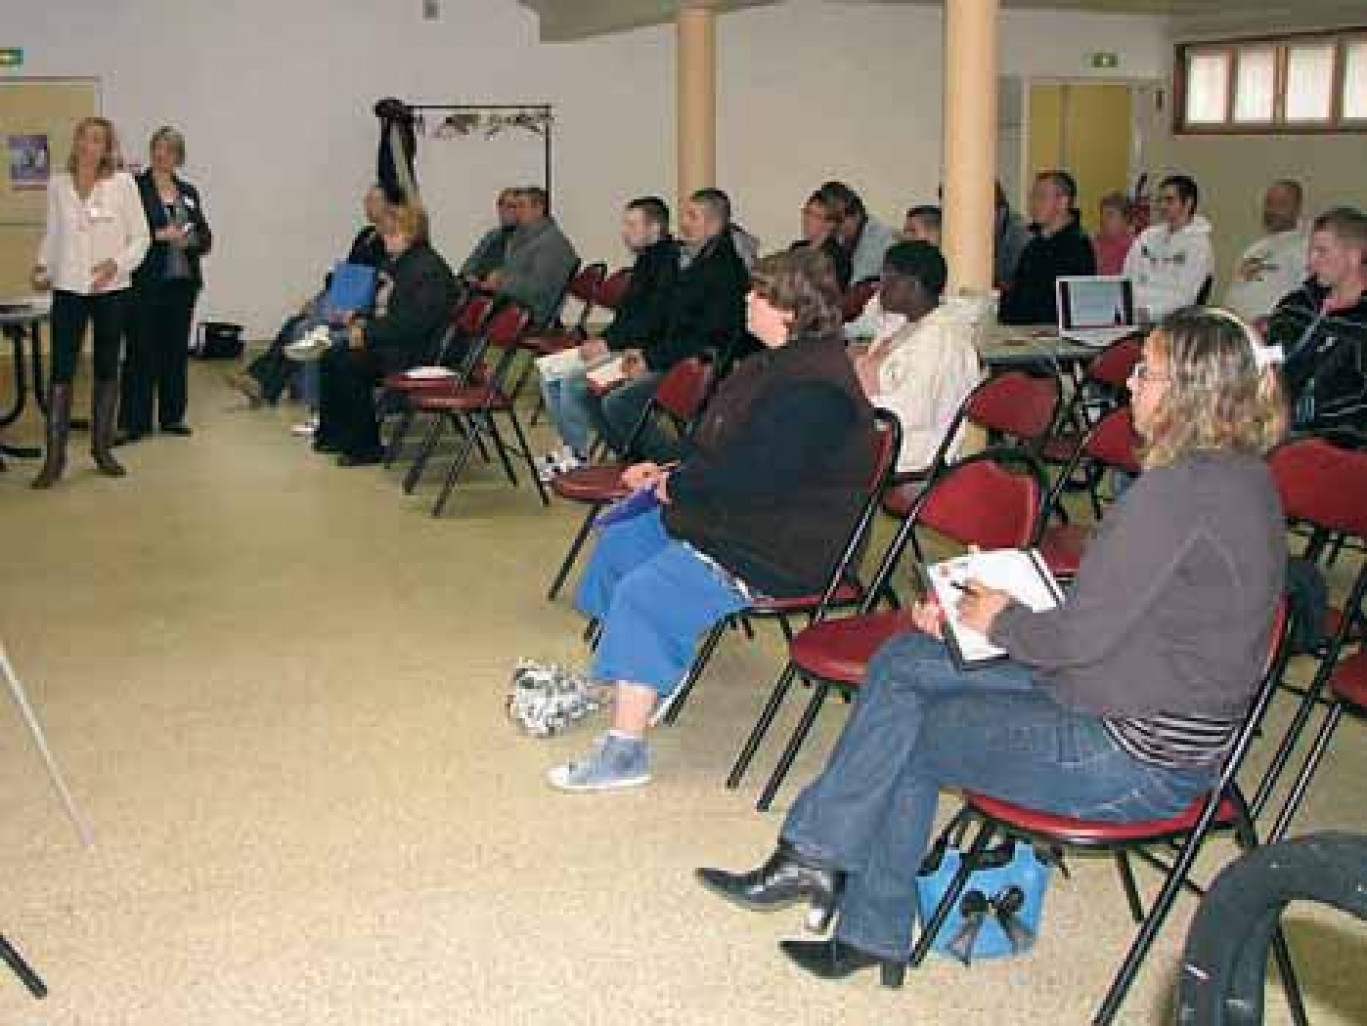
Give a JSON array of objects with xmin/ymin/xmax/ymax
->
[{"xmin": 7, "ymin": 134, "xmax": 50, "ymax": 190}]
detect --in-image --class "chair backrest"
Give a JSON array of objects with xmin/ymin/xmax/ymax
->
[
  {"xmin": 862, "ymin": 449, "xmax": 1046, "ymax": 610},
  {"xmin": 842, "ymin": 277, "xmax": 880, "ymax": 323},
  {"xmin": 650, "ymin": 357, "xmax": 714, "ymax": 424},
  {"xmin": 1085, "ymin": 335, "xmax": 1144, "ymax": 391},
  {"xmin": 1269, "ymin": 436, "xmax": 1367, "ymax": 541},
  {"xmin": 1196, "ymin": 275, "xmax": 1214, "ymax": 305},
  {"xmin": 539, "ymin": 259, "xmax": 582, "ymax": 331},
  {"xmin": 454, "ymin": 293, "xmax": 494, "ymax": 337},
  {"xmin": 482, "ymin": 300, "xmax": 534, "ymax": 351},
  {"xmin": 963, "ymin": 370, "xmax": 1062, "ymax": 448},
  {"xmin": 1084, "ymin": 406, "xmax": 1141, "ymax": 473},
  {"xmin": 595, "ymin": 267, "xmax": 633, "ymax": 311},
  {"xmin": 565, "ymin": 261, "xmax": 608, "ymax": 334}
]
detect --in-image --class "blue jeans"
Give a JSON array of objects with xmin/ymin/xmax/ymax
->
[
  {"xmin": 540, "ymin": 366, "xmax": 595, "ymax": 456},
  {"xmin": 588, "ymin": 372, "xmax": 681, "ymax": 462},
  {"xmin": 575, "ymin": 508, "xmax": 749, "ymax": 694},
  {"xmin": 301, "ymin": 327, "xmax": 349, "ymax": 411},
  {"xmin": 781, "ymin": 631, "xmax": 1212, "ymax": 960}
]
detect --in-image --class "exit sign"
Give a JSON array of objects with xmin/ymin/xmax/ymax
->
[
  {"xmin": 1091, "ymin": 52, "xmax": 1120, "ymax": 70},
  {"xmin": 0, "ymin": 48, "xmax": 23, "ymax": 68}
]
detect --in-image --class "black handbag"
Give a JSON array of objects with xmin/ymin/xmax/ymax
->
[{"xmin": 192, "ymin": 321, "xmax": 244, "ymax": 360}]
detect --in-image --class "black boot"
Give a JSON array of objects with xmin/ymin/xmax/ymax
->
[
  {"xmin": 31, "ymin": 383, "xmax": 72, "ymax": 489},
  {"xmin": 780, "ymin": 937, "xmax": 907, "ymax": 988},
  {"xmin": 695, "ymin": 843, "xmax": 844, "ymax": 933},
  {"xmin": 91, "ymin": 380, "xmax": 127, "ymax": 478}
]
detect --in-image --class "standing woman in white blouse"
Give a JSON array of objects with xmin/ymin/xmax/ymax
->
[{"xmin": 30, "ymin": 117, "xmax": 149, "ymax": 488}]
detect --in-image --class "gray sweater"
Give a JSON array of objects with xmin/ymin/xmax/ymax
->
[
  {"xmin": 498, "ymin": 217, "xmax": 579, "ymax": 327},
  {"xmin": 992, "ymin": 450, "xmax": 1286, "ymax": 722}
]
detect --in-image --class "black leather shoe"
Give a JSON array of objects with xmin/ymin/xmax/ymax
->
[
  {"xmin": 160, "ymin": 423, "xmax": 193, "ymax": 436},
  {"xmin": 337, "ymin": 450, "xmax": 384, "ymax": 468},
  {"xmin": 696, "ymin": 843, "xmax": 843, "ymax": 933},
  {"xmin": 780, "ymin": 937, "xmax": 906, "ymax": 988}
]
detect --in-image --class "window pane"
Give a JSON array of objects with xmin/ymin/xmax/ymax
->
[
  {"xmin": 1185, "ymin": 52, "xmax": 1229, "ymax": 124},
  {"xmin": 1345, "ymin": 40, "xmax": 1367, "ymax": 119},
  {"xmin": 1233, "ymin": 48, "xmax": 1276, "ymax": 121},
  {"xmin": 1286, "ymin": 43, "xmax": 1335, "ymax": 120}
]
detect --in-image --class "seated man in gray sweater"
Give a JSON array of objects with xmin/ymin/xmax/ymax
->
[{"xmin": 474, "ymin": 186, "xmax": 579, "ymax": 328}]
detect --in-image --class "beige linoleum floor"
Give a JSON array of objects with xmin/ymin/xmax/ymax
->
[{"xmin": 0, "ymin": 362, "xmax": 1364, "ymax": 1025}]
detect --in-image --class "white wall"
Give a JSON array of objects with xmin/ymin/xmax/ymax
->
[{"xmin": 3, "ymin": 0, "xmax": 1168, "ymax": 335}]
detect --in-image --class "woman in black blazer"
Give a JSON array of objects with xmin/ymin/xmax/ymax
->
[{"xmin": 119, "ymin": 126, "xmax": 212, "ymax": 442}]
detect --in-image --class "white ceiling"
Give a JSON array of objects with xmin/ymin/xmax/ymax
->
[{"xmin": 518, "ymin": 0, "xmax": 1367, "ymax": 41}]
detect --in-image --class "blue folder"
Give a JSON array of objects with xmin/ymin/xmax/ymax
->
[{"xmin": 324, "ymin": 262, "xmax": 378, "ymax": 316}]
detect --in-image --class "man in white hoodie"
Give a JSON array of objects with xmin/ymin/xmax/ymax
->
[
  {"xmin": 1123, "ymin": 174, "xmax": 1214, "ymax": 321},
  {"xmin": 1222, "ymin": 179, "xmax": 1309, "ymax": 323}
]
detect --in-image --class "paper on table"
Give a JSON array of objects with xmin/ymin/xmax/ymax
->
[{"xmin": 926, "ymin": 549, "xmax": 1062, "ymax": 666}]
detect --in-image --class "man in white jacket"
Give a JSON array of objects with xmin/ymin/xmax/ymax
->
[
  {"xmin": 1123, "ymin": 174, "xmax": 1214, "ymax": 321},
  {"xmin": 1223, "ymin": 179, "xmax": 1309, "ymax": 323}
]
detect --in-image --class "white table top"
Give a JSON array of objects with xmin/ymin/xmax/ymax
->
[{"xmin": 0, "ymin": 295, "xmax": 52, "ymax": 325}]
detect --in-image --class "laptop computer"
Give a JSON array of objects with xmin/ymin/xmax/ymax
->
[{"xmin": 1056, "ymin": 275, "xmax": 1138, "ymax": 348}]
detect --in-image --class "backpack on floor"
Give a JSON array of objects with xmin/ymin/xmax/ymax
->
[{"xmin": 192, "ymin": 321, "xmax": 245, "ymax": 360}]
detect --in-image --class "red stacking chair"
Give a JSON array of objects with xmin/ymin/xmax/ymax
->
[
  {"xmin": 909, "ymin": 604, "xmax": 1306, "ymax": 1026},
  {"xmin": 1252, "ymin": 439, "xmax": 1367, "ymax": 841},
  {"xmin": 520, "ymin": 262, "xmax": 608, "ymax": 358},
  {"xmin": 401, "ymin": 301, "xmax": 540, "ymax": 516},
  {"xmin": 882, "ymin": 369, "xmax": 1061, "ymax": 518},
  {"xmin": 593, "ymin": 266, "xmax": 633, "ymax": 314},
  {"xmin": 658, "ymin": 410, "xmax": 904, "ymax": 729},
  {"xmin": 1040, "ymin": 334, "xmax": 1142, "ymax": 466},
  {"xmin": 730, "ymin": 449, "xmax": 1046, "ymax": 809},
  {"xmin": 381, "ymin": 294, "xmax": 494, "ymax": 468},
  {"xmin": 1035, "ymin": 406, "xmax": 1141, "ymax": 580},
  {"xmin": 842, "ymin": 277, "xmax": 881, "ymax": 324},
  {"xmin": 545, "ymin": 358, "xmax": 714, "ymax": 601}
]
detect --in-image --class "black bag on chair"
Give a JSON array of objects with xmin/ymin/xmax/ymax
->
[{"xmin": 192, "ymin": 322, "xmax": 245, "ymax": 360}]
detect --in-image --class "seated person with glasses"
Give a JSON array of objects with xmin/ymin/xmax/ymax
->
[
  {"xmin": 315, "ymin": 202, "xmax": 460, "ymax": 466},
  {"xmin": 698, "ymin": 307, "xmax": 1287, "ymax": 987},
  {"xmin": 791, "ymin": 191, "xmax": 853, "ymax": 290},
  {"xmin": 546, "ymin": 247, "xmax": 876, "ymax": 793}
]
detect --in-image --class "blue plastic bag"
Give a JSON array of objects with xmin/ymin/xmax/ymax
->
[{"xmin": 916, "ymin": 839, "xmax": 1052, "ymax": 961}]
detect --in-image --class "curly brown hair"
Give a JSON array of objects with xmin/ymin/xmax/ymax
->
[
  {"xmin": 1141, "ymin": 307, "xmax": 1287, "ymax": 470},
  {"xmin": 748, "ymin": 246, "xmax": 844, "ymax": 340}
]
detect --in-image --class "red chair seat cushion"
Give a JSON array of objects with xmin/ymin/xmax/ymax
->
[
  {"xmin": 413, "ymin": 385, "xmax": 510, "ymax": 412},
  {"xmin": 1329, "ymin": 650, "xmax": 1367, "ymax": 708},
  {"xmin": 1037, "ymin": 523, "xmax": 1091, "ymax": 578},
  {"xmin": 790, "ymin": 610, "xmax": 923, "ymax": 685},
  {"xmin": 965, "ymin": 791, "xmax": 1238, "ymax": 844},
  {"xmin": 551, "ymin": 465, "xmax": 630, "ymax": 504},
  {"xmin": 383, "ymin": 372, "xmax": 459, "ymax": 393},
  {"xmin": 753, "ymin": 581, "xmax": 863, "ymax": 615},
  {"xmin": 522, "ymin": 331, "xmax": 579, "ymax": 356}
]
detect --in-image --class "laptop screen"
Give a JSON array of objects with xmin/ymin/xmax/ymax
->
[{"xmin": 1058, "ymin": 277, "xmax": 1135, "ymax": 331}]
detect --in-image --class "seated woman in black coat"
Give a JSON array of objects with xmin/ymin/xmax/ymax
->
[
  {"xmin": 316, "ymin": 202, "xmax": 459, "ymax": 466},
  {"xmin": 547, "ymin": 247, "xmax": 877, "ymax": 792}
]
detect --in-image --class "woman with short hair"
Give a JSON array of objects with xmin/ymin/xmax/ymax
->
[
  {"xmin": 31, "ymin": 116, "xmax": 149, "ymax": 488},
  {"xmin": 547, "ymin": 246, "xmax": 877, "ymax": 792},
  {"xmin": 698, "ymin": 307, "xmax": 1288, "ymax": 986},
  {"xmin": 119, "ymin": 125, "xmax": 213, "ymax": 442}
]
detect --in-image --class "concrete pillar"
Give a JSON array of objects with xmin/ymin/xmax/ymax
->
[
  {"xmin": 676, "ymin": 3, "xmax": 717, "ymax": 208},
  {"xmin": 941, "ymin": 0, "xmax": 1000, "ymax": 293}
]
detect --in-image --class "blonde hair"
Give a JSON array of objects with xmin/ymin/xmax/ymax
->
[
  {"xmin": 66, "ymin": 117, "xmax": 120, "ymax": 178},
  {"xmin": 1141, "ymin": 307, "xmax": 1287, "ymax": 470},
  {"xmin": 385, "ymin": 202, "xmax": 430, "ymax": 244}
]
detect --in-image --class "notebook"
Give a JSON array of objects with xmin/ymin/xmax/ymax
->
[
  {"xmin": 1055, "ymin": 275, "xmax": 1138, "ymax": 348},
  {"xmin": 922, "ymin": 549, "xmax": 1064, "ymax": 669},
  {"xmin": 586, "ymin": 355, "xmax": 629, "ymax": 392},
  {"xmin": 324, "ymin": 262, "xmax": 379, "ymax": 317},
  {"xmin": 593, "ymin": 486, "xmax": 660, "ymax": 528}
]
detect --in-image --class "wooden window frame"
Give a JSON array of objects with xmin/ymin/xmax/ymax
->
[{"xmin": 1175, "ymin": 27, "xmax": 1367, "ymax": 135}]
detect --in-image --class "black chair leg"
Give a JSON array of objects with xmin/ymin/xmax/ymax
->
[
  {"xmin": 727, "ymin": 663, "xmax": 801, "ymax": 789},
  {"xmin": 1250, "ymin": 666, "xmax": 1331, "ymax": 820},
  {"xmin": 1268, "ymin": 700, "xmax": 1345, "ymax": 844},
  {"xmin": 908, "ymin": 816, "xmax": 995, "ymax": 968},
  {"xmin": 664, "ymin": 622, "xmax": 728, "ymax": 726},
  {"xmin": 403, "ymin": 412, "xmax": 445, "ymax": 494},
  {"xmin": 548, "ymin": 508, "xmax": 600, "ymax": 601},
  {"xmin": 757, "ymin": 682, "xmax": 831, "ymax": 812},
  {"xmin": 384, "ymin": 405, "xmax": 415, "ymax": 468},
  {"xmin": 484, "ymin": 411, "xmax": 520, "ymax": 486},
  {"xmin": 0, "ymin": 934, "xmax": 47, "ymax": 999},
  {"xmin": 507, "ymin": 409, "xmax": 550, "ymax": 506},
  {"xmin": 1115, "ymin": 852, "xmax": 1145, "ymax": 924},
  {"xmin": 431, "ymin": 415, "xmax": 481, "ymax": 517}
]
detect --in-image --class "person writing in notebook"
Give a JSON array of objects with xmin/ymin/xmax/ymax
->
[{"xmin": 697, "ymin": 307, "xmax": 1288, "ymax": 987}]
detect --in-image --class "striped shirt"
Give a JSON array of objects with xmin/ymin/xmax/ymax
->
[{"xmin": 1104, "ymin": 713, "xmax": 1240, "ymax": 770}]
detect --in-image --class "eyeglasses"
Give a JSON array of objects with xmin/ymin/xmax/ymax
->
[{"xmin": 1129, "ymin": 361, "xmax": 1170, "ymax": 385}]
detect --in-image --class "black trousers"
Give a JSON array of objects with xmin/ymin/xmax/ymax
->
[
  {"xmin": 318, "ymin": 345, "xmax": 407, "ymax": 456},
  {"xmin": 121, "ymin": 279, "xmax": 198, "ymax": 432},
  {"xmin": 50, "ymin": 288, "xmax": 129, "ymax": 385}
]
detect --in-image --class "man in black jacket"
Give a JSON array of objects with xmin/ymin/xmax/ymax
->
[
  {"xmin": 317, "ymin": 203, "xmax": 460, "ymax": 466},
  {"xmin": 999, "ymin": 170, "xmax": 1097, "ymax": 325},
  {"xmin": 1268, "ymin": 206, "xmax": 1367, "ymax": 446},
  {"xmin": 590, "ymin": 188, "xmax": 749, "ymax": 461},
  {"xmin": 538, "ymin": 196, "xmax": 680, "ymax": 474}
]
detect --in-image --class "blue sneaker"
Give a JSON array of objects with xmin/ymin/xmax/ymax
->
[{"xmin": 548, "ymin": 734, "xmax": 652, "ymax": 792}]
